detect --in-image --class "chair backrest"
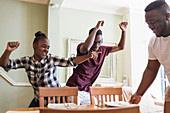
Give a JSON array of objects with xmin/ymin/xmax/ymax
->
[
  {"xmin": 90, "ymin": 86, "xmax": 122, "ymax": 105},
  {"xmin": 39, "ymin": 87, "xmax": 78, "ymax": 107},
  {"xmin": 40, "ymin": 106, "xmax": 139, "ymax": 113}
]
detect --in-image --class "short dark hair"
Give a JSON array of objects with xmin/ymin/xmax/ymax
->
[
  {"xmin": 145, "ymin": 0, "xmax": 169, "ymax": 12},
  {"xmin": 33, "ymin": 31, "xmax": 48, "ymax": 44},
  {"xmin": 89, "ymin": 28, "xmax": 102, "ymax": 36}
]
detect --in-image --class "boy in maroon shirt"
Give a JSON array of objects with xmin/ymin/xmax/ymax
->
[{"xmin": 66, "ymin": 21, "xmax": 128, "ymax": 105}]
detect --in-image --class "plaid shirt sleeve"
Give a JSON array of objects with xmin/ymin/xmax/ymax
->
[
  {"xmin": 3, "ymin": 57, "xmax": 28, "ymax": 72},
  {"xmin": 50, "ymin": 54, "xmax": 77, "ymax": 67}
]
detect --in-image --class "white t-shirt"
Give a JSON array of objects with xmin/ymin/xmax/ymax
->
[{"xmin": 148, "ymin": 35, "xmax": 170, "ymax": 82}]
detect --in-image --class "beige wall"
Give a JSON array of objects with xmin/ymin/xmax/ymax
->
[
  {"xmin": 0, "ymin": 0, "xmax": 48, "ymax": 113},
  {"xmin": 48, "ymin": 7, "xmax": 124, "ymax": 83},
  {"xmin": 0, "ymin": 0, "xmax": 124, "ymax": 113}
]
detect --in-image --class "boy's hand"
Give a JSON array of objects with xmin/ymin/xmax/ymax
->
[
  {"xmin": 96, "ymin": 21, "xmax": 104, "ymax": 30},
  {"xmin": 119, "ymin": 22, "xmax": 128, "ymax": 32},
  {"xmin": 90, "ymin": 51, "xmax": 101, "ymax": 60}
]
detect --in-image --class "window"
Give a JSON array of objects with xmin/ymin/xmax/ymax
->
[{"xmin": 160, "ymin": 66, "xmax": 168, "ymax": 100}]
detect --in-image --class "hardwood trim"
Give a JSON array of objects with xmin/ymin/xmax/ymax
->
[{"xmin": 20, "ymin": 0, "xmax": 49, "ymax": 5}]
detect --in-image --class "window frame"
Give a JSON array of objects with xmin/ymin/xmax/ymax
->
[{"xmin": 67, "ymin": 38, "xmax": 118, "ymax": 85}]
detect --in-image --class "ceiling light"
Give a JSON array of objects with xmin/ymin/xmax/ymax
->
[{"xmin": 50, "ymin": 3, "xmax": 59, "ymax": 8}]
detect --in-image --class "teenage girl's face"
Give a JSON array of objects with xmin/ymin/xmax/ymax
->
[
  {"xmin": 91, "ymin": 35, "xmax": 103, "ymax": 51},
  {"xmin": 33, "ymin": 39, "xmax": 50, "ymax": 61}
]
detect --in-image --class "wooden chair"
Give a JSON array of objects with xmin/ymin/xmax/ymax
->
[
  {"xmin": 40, "ymin": 106, "xmax": 139, "ymax": 113},
  {"xmin": 90, "ymin": 86, "xmax": 122, "ymax": 105},
  {"xmin": 39, "ymin": 87, "xmax": 78, "ymax": 107}
]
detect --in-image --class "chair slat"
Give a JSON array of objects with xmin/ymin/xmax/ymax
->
[
  {"xmin": 101, "ymin": 95, "xmax": 103, "ymax": 104},
  {"xmin": 67, "ymin": 96, "xmax": 70, "ymax": 103},
  {"xmin": 105, "ymin": 95, "xmax": 107, "ymax": 102},
  {"xmin": 53, "ymin": 96, "xmax": 55, "ymax": 103},
  {"xmin": 63, "ymin": 96, "xmax": 65, "ymax": 103},
  {"xmin": 57, "ymin": 97, "xmax": 60, "ymax": 103},
  {"xmin": 113, "ymin": 95, "xmax": 115, "ymax": 101},
  {"xmin": 119, "ymin": 95, "xmax": 122, "ymax": 101},
  {"xmin": 97, "ymin": 95, "xmax": 100, "ymax": 105},
  {"xmin": 109, "ymin": 95, "xmax": 111, "ymax": 102},
  {"xmin": 48, "ymin": 97, "xmax": 50, "ymax": 104}
]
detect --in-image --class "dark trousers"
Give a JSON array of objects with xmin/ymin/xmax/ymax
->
[
  {"xmin": 28, "ymin": 97, "xmax": 67, "ymax": 107},
  {"xmin": 28, "ymin": 98, "xmax": 39, "ymax": 107}
]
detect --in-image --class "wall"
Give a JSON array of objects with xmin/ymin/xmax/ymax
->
[
  {"xmin": 129, "ymin": 8, "xmax": 151, "ymax": 88},
  {"xmin": 0, "ymin": 1, "xmax": 125, "ymax": 112},
  {"xmin": 0, "ymin": 0, "xmax": 48, "ymax": 113},
  {"xmin": 48, "ymin": 7, "xmax": 125, "ymax": 83}
]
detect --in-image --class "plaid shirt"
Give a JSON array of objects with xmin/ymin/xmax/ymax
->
[{"xmin": 4, "ymin": 53, "xmax": 77, "ymax": 101}]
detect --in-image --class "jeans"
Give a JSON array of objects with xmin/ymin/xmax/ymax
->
[
  {"xmin": 28, "ymin": 97, "xmax": 67, "ymax": 107},
  {"xmin": 28, "ymin": 98, "xmax": 39, "ymax": 107}
]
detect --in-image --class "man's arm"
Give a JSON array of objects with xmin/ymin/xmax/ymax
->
[
  {"xmin": 129, "ymin": 60, "xmax": 160, "ymax": 104},
  {"xmin": 80, "ymin": 21, "xmax": 104, "ymax": 53},
  {"xmin": 136, "ymin": 60, "xmax": 160, "ymax": 96},
  {"xmin": 110, "ymin": 22, "xmax": 128, "ymax": 53},
  {"xmin": 0, "ymin": 42, "xmax": 20, "ymax": 67}
]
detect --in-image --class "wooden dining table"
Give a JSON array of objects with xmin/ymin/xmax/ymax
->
[{"xmin": 7, "ymin": 104, "xmax": 140, "ymax": 113}]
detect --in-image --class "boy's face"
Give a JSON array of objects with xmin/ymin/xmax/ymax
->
[{"xmin": 91, "ymin": 35, "xmax": 103, "ymax": 51}]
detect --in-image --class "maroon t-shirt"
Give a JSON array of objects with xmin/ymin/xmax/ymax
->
[{"xmin": 66, "ymin": 43, "xmax": 112, "ymax": 92}]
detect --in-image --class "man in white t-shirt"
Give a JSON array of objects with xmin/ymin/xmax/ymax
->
[{"xmin": 129, "ymin": 0, "xmax": 170, "ymax": 105}]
